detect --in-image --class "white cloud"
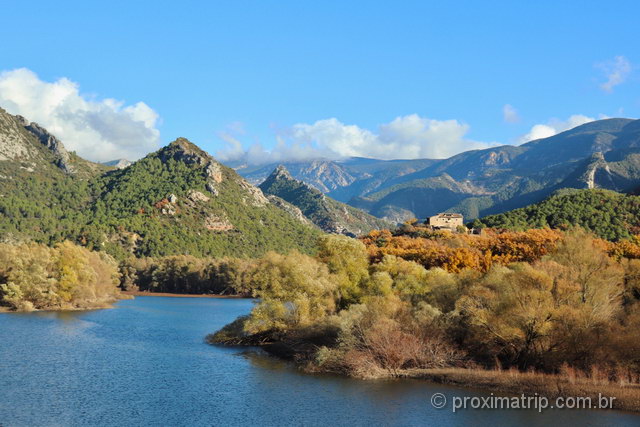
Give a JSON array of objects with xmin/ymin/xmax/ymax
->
[
  {"xmin": 0, "ymin": 68, "xmax": 160, "ymax": 161},
  {"xmin": 502, "ymin": 104, "xmax": 520, "ymax": 123},
  {"xmin": 518, "ymin": 114, "xmax": 597, "ymax": 143},
  {"xmin": 217, "ymin": 114, "xmax": 496, "ymax": 164},
  {"xmin": 599, "ymin": 56, "xmax": 632, "ymax": 93}
]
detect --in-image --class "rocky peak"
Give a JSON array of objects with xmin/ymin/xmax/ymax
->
[
  {"xmin": 261, "ymin": 164, "xmax": 319, "ymax": 195},
  {"xmin": 0, "ymin": 109, "xmax": 74, "ymax": 173},
  {"xmin": 271, "ymin": 165, "xmax": 294, "ymax": 180},
  {"xmin": 156, "ymin": 138, "xmax": 227, "ymax": 195},
  {"xmin": 17, "ymin": 118, "xmax": 74, "ymax": 173},
  {"xmin": 159, "ymin": 137, "xmax": 211, "ymax": 165},
  {"xmin": 151, "ymin": 138, "xmax": 272, "ymax": 207}
]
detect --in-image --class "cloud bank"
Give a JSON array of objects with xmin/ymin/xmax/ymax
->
[
  {"xmin": 599, "ymin": 56, "xmax": 632, "ymax": 93},
  {"xmin": 0, "ymin": 68, "xmax": 160, "ymax": 162},
  {"xmin": 217, "ymin": 114, "xmax": 497, "ymax": 165}
]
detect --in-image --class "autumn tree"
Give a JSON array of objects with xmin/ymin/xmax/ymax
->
[
  {"xmin": 243, "ymin": 251, "xmax": 338, "ymax": 333},
  {"xmin": 317, "ymin": 235, "xmax": 370, "ymax": 308},
  {"xmin": 0, "ymin": 241, "xmax": 120, "ymax": 311}
]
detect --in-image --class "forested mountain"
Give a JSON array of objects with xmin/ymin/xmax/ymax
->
[
  {"xmin": 473, "ymin": 188, "xmax": 640, "ymax": 241},
  {"xmin": 259, "ymin": 165, "xmax": 390, "ymax": 236},
  {"xmin": 6, "ymin": 103, "xmax": 640, "ymax": 255},
  {"xmin": 236, "ymin": 118, "xmax": 640, "ymax": 222},
  {"xmin": 0, "ymin": 108, "xmax": 320, "ymax": 259}
]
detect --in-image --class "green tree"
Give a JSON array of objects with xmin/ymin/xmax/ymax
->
[{"xmin": 317, "ymin": 235, "xmax": 369, "ymax": 308}]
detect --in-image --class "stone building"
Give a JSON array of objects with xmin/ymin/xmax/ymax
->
[{"xmin": 425, "ymin": 213, "xmax": 464, "ymax": 230}]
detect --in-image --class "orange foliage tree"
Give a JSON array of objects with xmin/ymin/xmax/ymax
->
[{"xmin": 361, "ymin": 228, "xmax": 562, "ymax": 273}]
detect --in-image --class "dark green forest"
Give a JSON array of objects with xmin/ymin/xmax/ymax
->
[{"xmin": 472, "ymin": 188, "xmax": 640, "ymax": 241}]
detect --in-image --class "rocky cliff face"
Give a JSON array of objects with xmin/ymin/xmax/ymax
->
[
  {"xmin": 17, "ymin": 117, "xmax": 74, "ymax": 173},
  {"xmin": 0, "ymin": 108, "xmax": 38, "ymax": 162},
  {"xmin": 0, "ymin": 107, "xmax": 83, "ymax": 174},
  {"xmin": 260, "ymin": 165, "xmax": 390, "ymax": 236},
  {"xmin": 265, "ymin": 194, "xmax": 312, "ymax": 225}
]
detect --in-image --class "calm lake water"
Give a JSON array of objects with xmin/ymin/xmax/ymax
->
[{"xmin": 0, "ymin": 297, "xmax": 638, "ymax": 426}]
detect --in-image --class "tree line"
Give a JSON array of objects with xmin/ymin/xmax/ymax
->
[{"xmin": 210, "ymin": 230, "xmax": 640, "ymax": 383}]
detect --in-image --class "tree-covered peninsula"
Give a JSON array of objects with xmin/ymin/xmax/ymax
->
[{"xmin": 208, "ymin": 227, "xmax": 640, "ymax": 411}]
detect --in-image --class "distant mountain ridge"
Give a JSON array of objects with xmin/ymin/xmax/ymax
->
[
  {"xmin": 102, "ymin": 159, "xmax": 132, "ymax": 169},
  {"xmin": 235, "ymin": 157, "xmax": 437, "ymax": 202},
  {"xmin": 238, "ymin": 159, "xmax": 359, "ymax": 192},
  {"xmin": 235, "ymin": 118, "xmax": 640, "ymax": 222},
  {"xmin": 259, "ymin": 165, "xmax": 390, "ymax": 236}
]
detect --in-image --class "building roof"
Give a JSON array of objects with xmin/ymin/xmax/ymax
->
[{"xmin": 431, "ymin": 212, "xmax": 463, "ymax": 218}]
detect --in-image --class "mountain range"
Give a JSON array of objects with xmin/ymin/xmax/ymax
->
[
  {"xmin": 4, "ymin": 103, "xmax": 640, "ymax": 255},
  {"xmin": 0, "ymin": 107, "xmax": 323, "ymax": 259},
  {"xmin": 235, "ymin": 118, "xmax": 640, "ymax": 222}
]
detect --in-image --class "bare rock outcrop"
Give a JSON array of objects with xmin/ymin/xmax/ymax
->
[
  {"xmin": 239, "ymin": 179, "xmax": 269, "ymax": 206},
  {"xmin": 0, "ymin": 110, "xmax": 36, "ymax": 161},
  {"xmin": 187, "ymin": 190, "xmax": 210, "ymax": 203},
  {"xmin": 17, "ymin": 117, "xmax": 74, "ymax": 174},
  {"xmin": 266, "ymin": 195, "xmax": 311, "ymax": 225},
  {"xmin": 204, "ymin": 214, "xmax": 234, "ymax": 231},
  {"xmin": 206, "ymin": 161, "xmax": 224, "ymax": 183}
]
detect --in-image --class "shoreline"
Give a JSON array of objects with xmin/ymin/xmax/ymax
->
[
  {"xmin": 396, "ymin": 368, "xmax": 640, "ymax": 413},
  {"xmin": 0, "ymin": 299, "xmax": 118, "ymax": 313},
  {"xmin": 210, "ymin": 331, "xmax": 640, "ymax": 413},
  {"xmin": 0, "ymin": 292, "xmax": 247, "ymax": 313},
  {"xmin": 302, "ymin": 365, "xmax": 640, "ymax": 413},
  {"xmin": 122, "ymin": 291, "xmax": 247, "ymax": 299}
]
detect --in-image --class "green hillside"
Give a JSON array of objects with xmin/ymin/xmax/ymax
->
[
  {"xmin": 259, "ymin": 165, "xmax": 390, "ymax": 236},
  {"xmin": 86, "ymin": 139, "xmax": 321, "ymax": 258},
  {"xmin": 0, "ymin": 108, "xmax": 321, "ymax": 259},
  {"xmin": 473, "ymin": 188, "xmax": 640, "ymax": 241}
]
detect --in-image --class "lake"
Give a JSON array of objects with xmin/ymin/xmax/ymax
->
[{"xmin": 0, "ymin": 296, "xmax": 638, "ymax": 426}]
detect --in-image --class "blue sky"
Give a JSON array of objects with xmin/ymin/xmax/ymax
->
[{"xmin": 0, "ymin": 1, "xmax": 638, "ymax": 162}]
